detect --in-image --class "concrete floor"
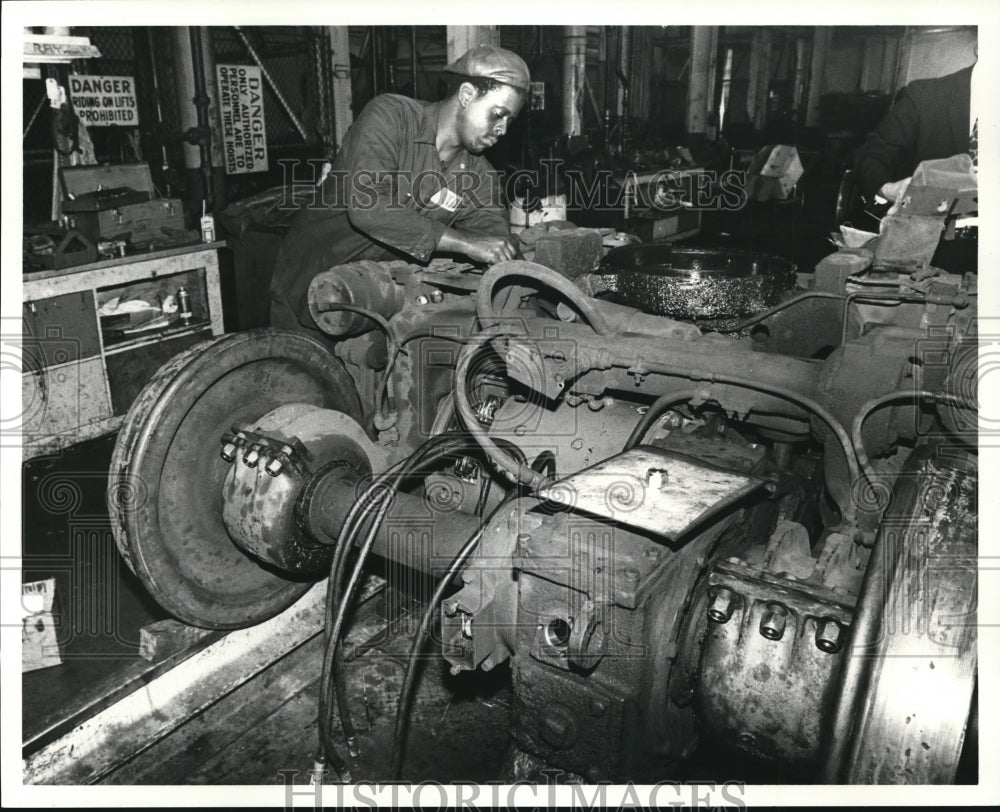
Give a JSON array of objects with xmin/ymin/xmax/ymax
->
[{"xmin": 21, "ymin": 435, "xmax": 516, "ymax": 785}]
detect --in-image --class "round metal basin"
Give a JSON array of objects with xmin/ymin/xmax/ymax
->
[{"xmin": 592, "ymin": 243, "xmax": 797, "ymax": 321}]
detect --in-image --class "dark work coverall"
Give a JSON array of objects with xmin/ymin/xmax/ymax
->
[
  {"xmin": 852, "ymin": 66, "xmax": 975, "ymax": 272},
  {"xmin": 269, "ymin": 93, "xmax": 511, "ymax": 342},
  {"xmin": 853, "ymin": 66, "xmax": 973, "ymax": 204}
]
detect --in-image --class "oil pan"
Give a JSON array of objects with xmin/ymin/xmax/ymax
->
[{"xmin": 590, "ymin": 243, "xmax": 796, "ymax": 322}]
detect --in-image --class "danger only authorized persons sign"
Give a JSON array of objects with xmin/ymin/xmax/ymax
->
[{"xmin": 217, "ymin": 64, "xmax": 269, "ymax": 175}]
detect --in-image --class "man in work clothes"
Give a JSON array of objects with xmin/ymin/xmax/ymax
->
[{"xmin": 269, "ymin": 45, "xmax": 530, "ymax": 342}]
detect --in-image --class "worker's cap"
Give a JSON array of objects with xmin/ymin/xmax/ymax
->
[{"xmin": 443, "ymin": 45, "xmax": 530, "ymax": 92}]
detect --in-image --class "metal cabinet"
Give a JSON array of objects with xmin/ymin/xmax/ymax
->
[{"xmin": 20, "ymin": 243, "xmax": 224, "ymax": 460}]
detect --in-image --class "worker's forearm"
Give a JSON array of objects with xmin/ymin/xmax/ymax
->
[
  {"xmin": 436, "ymin": 226, "xmax": 520, "ymax": 265},
  {"xmin": 437, "ymin": 227, "xmax": 473, "ymax": 255}
]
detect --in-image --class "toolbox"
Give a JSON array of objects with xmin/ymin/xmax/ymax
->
[{"xmin": 60, "ymin": 162, "xmax": 186, "ymax": 247}]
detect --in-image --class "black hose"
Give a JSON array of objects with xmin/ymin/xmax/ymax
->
[
  {"xmin": 454, "ymin": 326, "xmax": 547, "ymax": 490},
  {"xmin": 389, "ymin": 449, "xmax": 546, "ymax": 779},
  {"xmin": 315, "ymin": 303, "xmax": 398, "ymax": 426},
  {"xmin": 316, "ymin": 467, "xmax": 400, "ymax": 774},
  {"xmin": 317, "ymin": 451, "xmax": 429, "ymax": 769},
  {"xmin": 636, "ymin": 358, "xmax": 864, "ymax": 525},
  {"xmin": 852, "ymin": 388, "xmax": 978, "ymax": 507},
  {"xmin": 476, "ymin": 260, "xmax": 614, "ymax": 336},
  {"xmin": 318, "ymin": 435, "xmax": 487, "ymax": 765},
  {"xmin": 713, "ymin": 291, "xmax": 846, "ymax": 334},
  {"xmin": 622, "ymin": 389, "xmax": 708, "ymax": 451},
  {"xmin": 389, "ymin": 512, "xmax": 496, "ymax": 779}
]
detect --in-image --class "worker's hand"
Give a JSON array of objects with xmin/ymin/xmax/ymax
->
[
  {"xmin": 878, "ymin": 177, "xmax": 911, "ymax": 204},
  {"xmin": 463, "ymin": 234, "xmax": 520, "ymax": 265},
  {"xmin": 438, "ymin": 228, "xmax": 520, "ymax": 265}
]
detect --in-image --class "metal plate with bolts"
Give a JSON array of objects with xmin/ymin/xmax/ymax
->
[
  {"xmin": 538, "ymin": 447, "xmax": 765, "ymax": 540},
  {"xmin": 107, "ymin": 329, "xmax": 364, "ymax": 629}
]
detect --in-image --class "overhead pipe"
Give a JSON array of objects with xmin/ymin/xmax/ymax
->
[
  {"xmin": 411, "ymin": 27, "xmax": 418, "ymax": 98},
  {"xmin": 172, "ymin": 27, "xmax": 226, "ymax": 217},
  {"xmin": 371, "ymin": 26, "xmax": 380, "ymax": 97},
  {"xmin": 617, "ymin": 26, "xmax": 630, "ymax": 119},
  {"xmin": 562, "ymin": 26, "xmax": 587, "ymax": 136},
  {"xmin": 617, "ymin": 26, "xmax": 632, "ymax": 151},
  {"xmin": 144, "ymin": 28, "xmax": 172, "ymax": 195},
  {"xmin": 188, "ymin": 27, "xmax": 215, "ymax": 212}
]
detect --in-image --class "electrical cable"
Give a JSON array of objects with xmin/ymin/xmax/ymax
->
[
  {"xmin": 315, "ymin": 303, "xmax": 398, "ymax": 425},
  {"xmin": 633, "ymin": 358, "xmax": 864, "ymax": 525},
  {"xmin": 318, "ymin": 434, "xmax": 489, "ymax": 768},
  {"xmin": 318, "ymin": 442, "xmax": 450, "ymax": 757},
  {"xmin": 712, "ymin": 291, "xmax": 846, "ymax": 334},
  {"xmin": 851, "ymin": 388, "xmax": 978, "ymax": 507},
  {"xmin": 475, "ymin": 261, "xmax": 614, "ymax": 336},
  {"xmin": 622, "ymin": 389, "xmax": 709, "ymax": 451},
  {"xmin": 316, "ymin": 452, "xmax": 419, "ymax": 773},
  {"xmin": 389, "ymin": 449, "xmax": 547, "ymax": 779},
  {"xmin": 454, "ymin": 326, "xmax": 547, "ymax": 490}
]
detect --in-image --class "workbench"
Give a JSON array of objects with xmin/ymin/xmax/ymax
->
[{"xmin": 21, "ymin": 243, "xmax": 224, "ymax": 460}]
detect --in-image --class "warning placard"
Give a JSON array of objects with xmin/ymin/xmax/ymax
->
[
  {"xmin": 217, "ymin": 64, "xmax": 268, "ymax": 175},
  {"xmin": 68, "ymin": 74, "xmax": 138, "ymax": 126}
]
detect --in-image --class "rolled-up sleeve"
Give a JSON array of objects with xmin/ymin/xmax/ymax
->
[{"xmin": 342, "ymin": 97, "xmax": 444, "ymax": 262}]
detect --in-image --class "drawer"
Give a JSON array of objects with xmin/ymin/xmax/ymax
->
[{"xmin": 22, "ymin": 292, "xmax": 102, "ymax": 367}]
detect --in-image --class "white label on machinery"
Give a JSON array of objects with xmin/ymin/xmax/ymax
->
[
  {"xmin": 68, "ymin": 74, "xmax": 138, "ymax": 126},
  {"xmin": 217, "ymin": 64, "xmax": 269, "ymax": 175}
]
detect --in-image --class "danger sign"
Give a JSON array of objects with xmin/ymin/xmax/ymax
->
[
  {"xmin": 217, "ymin": 64, "xmax": 268, "ymax": 175},
  {"xmin": 68, "ymin": 74, "xmax": 138, "ymax": 126}
]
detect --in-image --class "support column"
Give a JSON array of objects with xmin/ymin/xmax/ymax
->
[
  {"xmin": 747, "ymin": 28, "xmax": 773, "ymax": 133},
  {"xmin": 805, "ymin": 27, "xmax": 831, "ymax": 128},
  {"xmin": 687, "ymin": 26, "xmax": 718, "ymax": 137},
  {"xmin": 446, "ymin": 25, "xmax": 499, "ymax": 64},
  {"xmin": 617, "ymin": 26, "xmax": 630, "ymax": 119},
  {"xmin": 327, "ymin": 26, "xmax": 354, "ymax": 150},
  {"xmin": 171, "ymin": 27, "xmax": 226, "ymax": 218},
  {"xmin": 563, "ymin": 26, "xmax": 587, "ymax": 136},
  {"xmin": 793, "ymin": 36, "xmax": 809, "ymax": 115}
]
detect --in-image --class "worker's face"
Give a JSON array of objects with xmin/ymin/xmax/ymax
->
[{"xmin": 457, "ymin": 83, "xmax": 525, "ymax": 153}]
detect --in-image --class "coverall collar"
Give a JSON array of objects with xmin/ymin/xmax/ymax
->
[{"xmin": 416, "ymin": 99, "xmax": 471, "ymax": 168}]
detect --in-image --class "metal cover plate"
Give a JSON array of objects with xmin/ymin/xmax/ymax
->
[{"xmin": 538, "ymin": 447, "xmax": 764, "ymax": 539}]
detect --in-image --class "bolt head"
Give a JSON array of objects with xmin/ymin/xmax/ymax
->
[
  {"xmin": 622, "ymin": 567, "xmax": 640, "ymax": 584},
  {"xmin": 243, "ymin": 449, "xmax": 260, "ymax": 467},
  {"xmin": 759, "ymin": 603, "xmax": 789, "ymax": 640},
  {"xmin": 265, "ymin": 458, "xmax": 284, "ymax": 477},
  {"xmin": 416, "ymin": 294, "xmax": 430, "ymax": 305},
  {"xmin": 707, "ymin": 586, "xmax": 737, "ymax": 623},
  {"xmin": 220, "ymin": 442, "xmax": 237, "ymax": 463},
  {"xmin": 538, "ymin": 706, "xmax": 577, "ymax": 749},
  {"xmin": 815, "ymin": 618, "xmax": 844, "ymax": 653}
]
